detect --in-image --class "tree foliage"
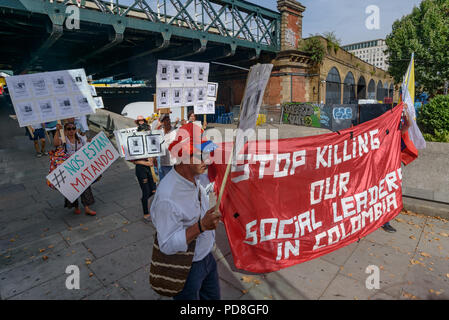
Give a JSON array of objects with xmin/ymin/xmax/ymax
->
[
  {"xmin": 299, "ymin": 36, "xmax": 326, "ymax": 66},
  {"xmin": 418, "ymin": 94, "xmax": 449, "ymax": 142},
  {"xmin": 385, "ymin": 0, "xmax": 449, "ymax": 96}
]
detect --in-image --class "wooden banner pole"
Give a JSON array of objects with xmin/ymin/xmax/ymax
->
[
  {"xmin": 57, "ymin": 120, "xmax": 66, "ymax": 144},
  {"xmin": 26, "ymin": 126, "xmax": 34, "ymax": 139}
]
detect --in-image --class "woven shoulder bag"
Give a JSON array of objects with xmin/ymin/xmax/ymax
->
[{"xmin": 149, "ymin": 234, "xmax": 196, "ymax": 297}]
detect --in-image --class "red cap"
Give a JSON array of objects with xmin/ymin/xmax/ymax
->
[{"xmin": 168, "ymin": 122, "xmax": 212, "ymax": 159}]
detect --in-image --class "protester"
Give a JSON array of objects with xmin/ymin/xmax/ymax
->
[
  {"xmin": 26, "ymin": 124, "xmax": 48, "ymax": 157},
  {"xmin": 150, "ymin": 122, "xmax": 220, "ymax": 300},
  {"xmin": 53, "ymin": 121, "xmax": 96, "ymax": 216},
  {"xmin": 187, "ymin": 110, "xmax": 207, "ymax": 130},
  {"xmin": 157, "ymin": 113, "xmax": 179, "ymax": 180},
  {"xmin": 130, "ymin": 115, "xmax": 157, "ymax": 223}
]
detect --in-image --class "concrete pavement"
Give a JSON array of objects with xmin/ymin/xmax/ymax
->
[{"xmin": 1, "ymin": 108, "xmax": 448, "ymax": 300}]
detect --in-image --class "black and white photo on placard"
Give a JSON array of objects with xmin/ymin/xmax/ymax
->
[
  {"xmin": 196, "ymin": 63, "xmax": 209, "ymax": 84},
  {"xmin": 172, "ymin": 62, "xmax": 184, "ymax": 83},
  {"xmin": 57, "ymin": 97, "xmax": 76, "ymax": 117},
  {"xmin": 196, "ymin": 87, "xmax": 206, "ymax": 103},
  {"xmin": 171, "ymin": 87, "xmax": 183, "ymax": 107},
  {"xmin": 127, "ymin": 135, "xmax": 145, "ymax": 156},
  {"xmin": 93, "ymin": 96, "xmax": 104, "ymax": 109},
  {"xmin": 51, "ymin": 73, "xmax": 68, "ymax": 93},
  {"xmin": 68, "ymin": 69, "xmax": 87, "ymax": 91},
  {"xmin": 184, "ymin": 63, "xmax": 195, "ymax": 82},
  {"xmin": 9, "ymin": 78, "xmax": 29, "ymax": 99},
  {"xmin": 157, "ymin": 87, "xmax": 169, "ymax": 108},
  {"xmin": 76, "ymin": 94, "xmax": 94, "ymax": 114},
  {"xmin": 207, "ymin": 82, "xmax": 218, "ymax": 100},
  {"xmin": 184, "ymin": 87, "xmax": 195, "ymax": 106},
  {"xmin": 30, "ymin": 76, "xmax": 50, "ymax": 97},
  {"xmin": 17, "ymin": 101, "xmax": 39, "ymax": 124},
  {"xmin": 145, "ymin": 134, "xmax": 162, "ymax": 154},
  {"xmin": 37, "ymin": 99, "xmax": 57, "ymax": 121}
]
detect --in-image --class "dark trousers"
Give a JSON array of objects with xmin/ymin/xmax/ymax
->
[
  {"xmin": 136, "ymin": 164, "xmax": 156, "ymax": 215},
  {"xmin": 173, "ymin": 252, "xmax": 221, "ymax": 300}
]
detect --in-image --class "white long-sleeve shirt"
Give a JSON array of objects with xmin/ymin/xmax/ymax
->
[{"xmin": 150, "ymin": 167, "xmax": 215, "ymax": 262}]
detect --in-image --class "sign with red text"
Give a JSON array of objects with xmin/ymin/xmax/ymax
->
[
  {"xmin": 209, "ymin": 104, "xmax": 404, "ymax": 273},
  {"xmin": 46, "ymin": 131, "xmax": 119, "ymax": 203}
]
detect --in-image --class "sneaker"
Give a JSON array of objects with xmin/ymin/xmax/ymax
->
[
  {"xmin": 382, "ymin": 222, "xmax": 396, "ymax": 233},
  {"xmin": 36, "ymin": 153, "xmax": 42, "ymax": 158},
  {"xmin": 42, "ymin": 151, "xmax": 49, "ymax": 156},
  {"xmin": 85, "ymin": 210, "xmax": 96, "ymax": 216}
]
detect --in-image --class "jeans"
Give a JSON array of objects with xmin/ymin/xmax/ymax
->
[
  {"xmin": 173, "ymin": 252, "xmax": 220, "ymax": 300},
  {"xmin": 135, "ymin": 164, "xmax": 156, "ymax": 215},
  {"xmin": 158, "ymin": 165, "xmax": 173, "ymax": 181}
]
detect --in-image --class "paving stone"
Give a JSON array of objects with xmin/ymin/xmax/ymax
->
[
  {"xmin": 60, "ymin": 213, "xmax": 129, "ymax": 246},
  {"xmin": 84, "ymin": 283, "xmax": 134, "ymax": 300},
  {"xmin": 259, "ymin": 258, "xmax": 340, "ymax": 300},
  {"xmin": 320, "ymin": 241, "xmax": 359, "ymax": 266},
  {"xmin": 0, "ymin": 233, "xmax": 68, "ymax": 274},
  {"xmin": 9, "ymin": 265, "xmax": 103, "ymax": 300},
  {"xmin": 88, "ymin": 237, "xmax": 153, "ymax": 286},
  {"xmin": 0, "ymin": 243, "xmax": 93, "ymax": 299},
  {"xmin": 340, "ymin": 240, "xmax": 412, "ymax": 298},
  {"xmin": 416, "ymin": 225, "xmax": 449, "ymax": 259},
  {"xmin": 319, "ymin": 274, "xmax": 396, "ymax": 300},
  {"xmin": 83, "ymin": 221, "xmax": 155, "ymax": 259},
  {"xmin": 117, "ymin": 265, "xmax": 161, "ymax": 300}
]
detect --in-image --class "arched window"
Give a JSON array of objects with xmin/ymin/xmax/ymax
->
[
  {"xmin": 389, "ymin": 84, "xmax": 394, "ymax": 98},
  {"xmin": 326, "ymin": 67, "xmax": 341, "ymax": 104},
  {"xmin": 343, "ymin": 72, "xmax": 356, "ymax": 104},
  {"xmin": 357, "ymin": 76, "xmax": 366, "ymax": 100},
  {"xmin": 367, "ymin": 79, "xmax": 376, "ymax": 100},
  {"xmin": 384, "ymin": 82, "xmax": 389, "ymax": 98},
  {"xmin": 376, "ymin": 80, "xmax": 384, "ymax": 101}
]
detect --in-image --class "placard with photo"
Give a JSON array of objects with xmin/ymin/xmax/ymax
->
[
  {"xmin": 68, "ymin": 69, "xmax": 88, "ymax": 92},
  {"xmin": 75, "ymin": 94, "xmax": 95, "ymax": 114},
  {"xmin": 16, "ymin": 101, "xmax": 40, "ymax": 125},
  {"xmin": 36, "ymin": 99, "xmax": 58, "ymax": 122},
  {"xmin": 8, "ymin": 77, "xmax": 30, "ymax": 99},
  {"xmin": 196, "ymin": 86, "xmax": 207, "ymax": 103},
  {"xmin": 56, "ymin": 97, "xmax": 77, "ymax": 117},
  {"xmin": 184, "ymin": 87, "xmax": 195, "ymax": 106},
  {"xmin": 157, "ymin": 60, "xmax": 172, "ymax": 87},
  {"xmin": 172, "ymin": 61, "xmax": 184, "ymax": 84},
  {"xmin": 196, "ymin": 63, "xmax": 209, "ymax": 85},
  {"xmin": 145, "ymin": 133, "xmax": 162, "ymax": 154},
  {"xmin": 30, "ymin": 76, "xmax": 50, "ymax": 97},
  {"xmin": 93, "ymin": 96, "xmax": 104, "ymax": 109},
  {"xmin": 127, "ymin": 135, "xmax": 145, "ymax": 156},
  {"xmin": 51, "ymin": 72, "xmax": 69, "ymax": 94},
  {"xmin": 171, "ymin": 87, "xmax": 183, "ymax": 107},
  {"xmin": 207, "ymin": 82, "xmax": 218, "ymax": 100},
  {"xmin": 157, "ymin": 87, "xmax": 170, "ymax": 108}
]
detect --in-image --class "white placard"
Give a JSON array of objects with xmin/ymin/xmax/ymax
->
[
  {"xmin": 6, "ymin": 68, "xmax": 96, "ymax": 127},
  {"xmin": 157, "ymin": 60, "xmax": 172, "ymax": 87},
  {"xmin": 207, "ymin": 82, "xmax": 218, "ymax": 100},
  {"xmin": 194, "ymin": 100, "xmax": 215, "ymax": 115},
  {"xmin": 46, "ymin": 131, "xmax": 119, "ymax": 203},
  {"xmin": 114, "ymin": 128, "xmax": 166, "ymax": 160},
  {"xmin": 172, "ymin": 61, "xmax": 184, "ymax": 84},
  {"xmin": 236, "ymin": 63, "xmax": 273, "ymax": 154},
  {"xmin": 89, "ymin": 85, "xmax": 97, "ymax": 96},
  {"xmin": 93, "ymin": 96, "xmax": 104, "ymax": 109}
]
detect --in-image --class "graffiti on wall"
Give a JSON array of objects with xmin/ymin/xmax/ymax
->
[
  {"xmin": 282, "ymin": 103, "xmax": 321, "ymax": 127},
  {"xmin": 282, "ymin": 103, "xmax": 357, "ymax": 131}
]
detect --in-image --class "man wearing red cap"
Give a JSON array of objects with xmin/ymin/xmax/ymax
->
[{"xmin": 150, "ymin": 122, "xmax": 221, "ymax": 300}]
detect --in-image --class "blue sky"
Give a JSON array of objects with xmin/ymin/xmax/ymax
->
[{"xmin": 249, "ymin": 0, "xmax": 423, "ymax": 45}]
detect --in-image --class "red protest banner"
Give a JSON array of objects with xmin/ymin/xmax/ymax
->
[{"xmin": 209, "ymin": 104, "xmax": 404, "ymax": 273}]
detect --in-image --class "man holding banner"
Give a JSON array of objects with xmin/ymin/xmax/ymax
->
[{"xmin": 150, "ymin": 122, "xmax": 220, "ymax": 300}]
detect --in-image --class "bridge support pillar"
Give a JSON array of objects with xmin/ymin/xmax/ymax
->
[{"xmin": 264, "ymin": 0, "xmax": 310, "ymax": 106}]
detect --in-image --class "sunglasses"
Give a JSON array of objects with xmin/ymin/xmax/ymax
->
[{"xmin": 65, "ymin": 127, "xmax": 77, "ymax": 131}]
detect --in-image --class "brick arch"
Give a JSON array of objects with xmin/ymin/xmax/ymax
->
[
  {"xmin": 357, "ymin": 75, "xmax": 367, "ymax": 100},
  {"xmin": 367, "ymin": 79, "xmax": 376, "ymax": 100},
  {"xmin": 343, "ymin": 71, "xmax": 356, "ymax": 104},
  {"xmin": 325, "ymin": 67, "xmax": 342, "ymax": 104}
]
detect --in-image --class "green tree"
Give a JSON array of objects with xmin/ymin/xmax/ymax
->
[
  {"xmin": 418, "ymin": 94, "xmax": 449, "ymax": 142},
  {"xmin": 385, "ymin": 0, "xmax": 449, "ymax": 96}
]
